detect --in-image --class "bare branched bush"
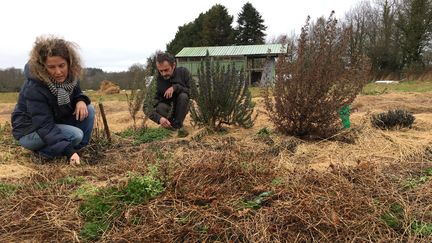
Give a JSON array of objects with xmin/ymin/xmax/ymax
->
[
  {"xmin": 190, "ymin": 52, "xmax": 256, "ymax": 131},
  {"xmin": 264, "ymin": 12, "xmax": 369, "ymax": 138},
  {"xmin": 126, "ymin": 69, "xmax": 150, "ymax": 130}
]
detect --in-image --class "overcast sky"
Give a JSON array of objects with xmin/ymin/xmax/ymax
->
[{"xmin": 0, "ymin": 0, "xmax": 364, "ymax": 72}]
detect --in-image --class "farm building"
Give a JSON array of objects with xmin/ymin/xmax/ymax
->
[{"xmin": 175, "ymin": 44, "xmax": 286, "ymax": 86}]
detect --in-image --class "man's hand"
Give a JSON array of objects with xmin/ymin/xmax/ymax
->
[
  {"xmin": 159, "ymin": 117, "xmax": 172, "ymax": 128},
  {"xmin": 70, "ymin": 153, "xmax": 80, "ymax": 165},
  {"xmin": 73, "ymin": 101, "xmax": 88, "ymax": 121},
  {"xmin": 164, "ymin": 87, "xmax": 174, "ymax": 99}
]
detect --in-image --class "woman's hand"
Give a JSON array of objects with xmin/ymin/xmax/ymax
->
[
  {"xmin": 70, "ymin": 153, "xmax": 80, "ymax": 165},
  {"xmin": 74, "ymin": 101, "xmax": 88, "ymax": 121}
]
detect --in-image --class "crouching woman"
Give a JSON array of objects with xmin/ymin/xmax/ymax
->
[{"xmin": 11, "ymin": 36, "xmax": 94, "ymax": 165}]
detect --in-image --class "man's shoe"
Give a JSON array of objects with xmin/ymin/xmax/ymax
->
[{"xmin": 177, "ymin": 127, "xmax": 189, "ymax": 138}]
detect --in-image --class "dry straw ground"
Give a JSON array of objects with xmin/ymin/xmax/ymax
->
[{"xmin": 0, "ymin": 91, "xmax": 432, "ymax": 242}]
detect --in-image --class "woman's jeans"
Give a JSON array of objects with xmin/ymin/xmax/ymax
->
[{"xmin": 19, "ymin": 104, "xmax": 95, "ymax": 158}]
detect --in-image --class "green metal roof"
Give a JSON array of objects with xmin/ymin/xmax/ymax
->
[{"xmin": 176, "ymin": 44, "xmax": 285, "ymax": 57}]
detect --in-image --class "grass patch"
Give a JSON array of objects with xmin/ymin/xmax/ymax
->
[
  {"xmin": 0, "ymin": 92, "xmax": 19, "ymax": 103},
  {"xmin": 403, "ymin": 168, "xmax": 432, "ymax": 189},
  {"xmin": 257, "ymin": 127, "xmax": 271, "ymax": 137},
  {"xmin": 381, "ymin": 202, "xmax": 404, "ymax": 230},
  {"xmin": 79, "ymin": 166, "xmax": 165, "ymax": 241},
  {"xmin": 380, "ymin": 202, "xmax": 432, "ymax": 236},
  {"xmin": 58, "ymin": 176, "xmax": 86, "ymax": 186},
  {"xmin": 71, "ymin": 183, "xmax": 99, "ymax": 200},
  {"xmin": 362, "ymin": 81, "xmax": 432, "ymax": 95},
  {"xmin": 0, "ymin": 183, "xmax": 18, "ymax": 197},
  {"xmin": 411, "ymin": 221, "xmax": 432, "ymax": 236},
  {"xmin": 118, "ymin": 127, "xmax": 171, "ymax": 144},
  {"xmin": 84, "ymin": 90, "xmax": 128, "ymax": 102}
]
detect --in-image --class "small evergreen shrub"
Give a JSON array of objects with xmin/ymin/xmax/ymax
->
[
  {"xmin": 190, "ymin": 52, "xmax": 256, "ymax": 131},
  {"xmin": 143, "ymin": 75, "xmax": 159, "ymax": 125},
  {"xmin": 371, "ymin": 109, "xmax": 415, "ymax": 129}
]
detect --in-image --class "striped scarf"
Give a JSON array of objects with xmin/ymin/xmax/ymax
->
[{"xmin": 46, "ymin": 77, "xmax": 77, "ymax": 106}]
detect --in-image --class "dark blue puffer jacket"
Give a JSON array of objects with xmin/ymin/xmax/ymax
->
[{"xmin": 11, "ymin": 64, "xmax": 91, "ymax": 157}]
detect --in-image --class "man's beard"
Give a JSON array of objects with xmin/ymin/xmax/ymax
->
[{"xmin": 163, "ymin": 75, "xmax": 170, "ymax": 80}]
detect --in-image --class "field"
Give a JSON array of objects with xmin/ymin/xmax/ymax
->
[{"xmin": 1, "ymin": 83, "xmax": 432, "ymax": 242}]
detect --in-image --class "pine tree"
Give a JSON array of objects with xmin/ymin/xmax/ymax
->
[
  {"xmin": 166, "ymin": 4, "xmax": 234, "ymax": 55},
  {"xmin": 235, "ymin": 2, "xmax": 267, "ymax": 45},
  {"xmin": 190, "ymin": 52, "xmax": 255, "ymax": 131},
  {"xmin": 201, "ymin": 4, "xmax": 235, "ymax": 46}
]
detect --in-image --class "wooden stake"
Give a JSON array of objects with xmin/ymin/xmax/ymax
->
[{"xmin": 98, "ymin": 103, "xmax": 111, "ymax": 142}]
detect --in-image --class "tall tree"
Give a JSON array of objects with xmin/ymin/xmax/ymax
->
[
  {"xmin": 166, "ymin": 4, "xmax": 234, "ymax": 55},
  {"xmin": 396, "ymin": 0, "xmax": 432, "ymax": 70},
  {"xmin": 235, "ymin": 2, "xmax": 267, "ymax": 45},
  {"xmin": 201, "ymin": 4, "xmax": 235, "ymax": 46},
  {"xmin": 166, "ymin": 14, "xmax": 204, "ymax": 55},
  {"xmin": 371, "ymin": 0, "xmax": 402, "ymax": 76}
]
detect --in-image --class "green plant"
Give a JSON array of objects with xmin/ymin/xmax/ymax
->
[
  {"xmin": 403, "ymin": 167, "xmax": 432, "ymax": 189},
  {"xmin": 125, "ymin": 65, "xmax": 149, "ymax": 130},
  {"xmin": 371, "ymin": 109, "xmax": 415, "ymax": 129},
  {"xmin": 58, "ymin": 176, "xmax": 86, "ymax": 186},
  {"xmin": 239, "ymin": 191, "xmax": 273, "ymax": 210},
  {"xmin": 0, "ymin": 183, "xmax": 18, "ymax": 197},
  {"xmin": 142, "ymin": 76, "xmax": 159, "ymax": 125},
  {"xmin": 78, "ymin": 168, "xmax": 165, "ymax": 241},
  {"xmin": 381, "ymin": 203, "xmax": 404, "ymax": 230},
  {"xmin": 80, "ymin": 221, "xmax": 110, "ymax": 241},
  {"xmin": 271, "ymin": 178, "xmax": 283, "ymax": 186},
  {"xmin": 411, "ymin": 220, "xmax": 432, "ymax": 236},
  {"xmin": 118, "ymin": 127, "xmax": 171, "ymax": 144},
  {"xmin": 121, "ymin": 169, "xmax": 165, "ymax": 205},
  {"xmin": 257, "ymin": 127, "xmax": 271, "ymax": 137},
  {"xmin": 190, "ymin": 51, "xmax": 256, "ymax": 131},
  {"xmin": 263, "ymin": 12, "xmax": 369, "ymax": 138},
  {"xmin": 71, "ymin": 183, "xmax": 99, "ymax": 200}
]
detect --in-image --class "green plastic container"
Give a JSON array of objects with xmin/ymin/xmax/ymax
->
[{"xmin": 338, "ymin": 105, "xmax": 351, "ymax": 129}]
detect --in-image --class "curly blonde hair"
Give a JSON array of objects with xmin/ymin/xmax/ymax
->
[{"xmin": 29, "ymin": 35, "xmax": 83, "ymax": 83}]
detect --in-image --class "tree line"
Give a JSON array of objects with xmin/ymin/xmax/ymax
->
[
  {"xmin": 343, "ymin": 0, "xmax": 432, "ymax": 79},
  {"xmin": 167, "ymin": 0, "xmax": 432, "ymax": 80},
  {"xmin": 0, "ymin": 64, "xmax": 149, "ymax": 92},
  {"xmin": 0, "ymin": 0, "xmax": 431, "ymax": 92}
]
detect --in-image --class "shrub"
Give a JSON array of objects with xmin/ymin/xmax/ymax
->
[
  {"xmin": 371, "ymin": 109, "xmax": 415, "ymax": 129},
  {"xmin": 190, "ymin": 51, "xmax": 256, "ymax": 131},
  {"xmin": 142, "ymin": 76, "xmax": 159, "ymax": 123},
  {"xmin": 126, "ymin": 69, "xmax": 150, "ymax": 130},
  {"xmin": 263, "ymin": 12, "xmax": 369, "ymax": 138}
]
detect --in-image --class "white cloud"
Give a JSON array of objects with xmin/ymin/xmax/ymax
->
[{"xmin": 0, "ymin": 0, "xmax": 364, "ymax": 72}]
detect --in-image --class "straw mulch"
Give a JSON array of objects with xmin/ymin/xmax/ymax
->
[{"xmin": 1, "ymin": 119, "xmax": 432, "ymax": 242}]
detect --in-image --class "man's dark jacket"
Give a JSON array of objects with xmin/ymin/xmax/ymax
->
[{"xmin": 147, "ymin": 66, "xmax": 191, "ymax": 123}]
